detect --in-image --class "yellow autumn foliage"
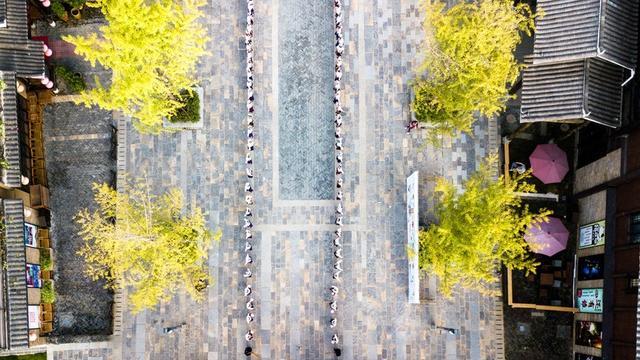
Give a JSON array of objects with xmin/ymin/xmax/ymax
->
[
  {"xmin": 413, "ymin": 0, "xmax": 539, "ymax": 141},
  {"xmin": 64, "ymin": 0, "xmax": 207, "ymax": 133},
  {"xmin": 75, "ymin": 180, "xmax": 219, "ymax": 313},
  {"xmin": 418, "ymin": 156, "xmax": 550, "ymax": 297}
]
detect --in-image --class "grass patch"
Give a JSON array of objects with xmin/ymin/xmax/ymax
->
[{"xmin": 169, "ymin": 89, "xmax": 200, "ymax": 123}]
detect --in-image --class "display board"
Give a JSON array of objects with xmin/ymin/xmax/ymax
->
[
  {"xmin": 578, "ymin": 220, "xmax": 605, "ymax": 248},
  {"xmin": 575, "ymin": 320, "xmax": 603, "ymax": 349},
  {"xmin": 407, "ymin": 171, "xmax": 420, "ymax": 304},
  {"xmin": 26, "ymin": 263, "xmax": 41, "ymax": 288},
  {"xmin": 578, "ymin": 255, "xmax": 604, "ymax": 281},
  {"xmin": 24, "ymin": 223, "xmax": 37, "ymax": 247},
  {"xmin": 576, "ymin": 288, "xmax": 603, "ymax": 313},
  {"xmin": 28, "ymin": 305, "xmax": 40, "ymax": 329}
]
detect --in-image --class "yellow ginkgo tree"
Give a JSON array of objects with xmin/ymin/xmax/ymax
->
[
  {"xmin": 75, "ymin": 180, "xmax": 219, "ymax": 313},
  {"xmin": 64, "ymin": 0, "xmax": 207, "ymax": 133},
  {"xmin": 418, "ymin": 156, "xmax": 550, "ymax": 297},
  {"xmin": 413, "ymin": 0, "xmax": 539, "ymax": 141}
]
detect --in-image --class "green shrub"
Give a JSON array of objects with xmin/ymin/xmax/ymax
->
[
  {"xmin": 169, "ymin": 89, "xmax": 200, "ymax": 123},
  {"xmin": 40, "ymin": 250, "xmax": 52, "ymax": 271},
  {"xmin": 41, "ymin": 280, "xmax": 55, "ymax": 304},
  {"xmin": 51, "ymin": 0, "xmax": 67, "ymax": 20},
  {"xmin": 63, "ymin": 0, "xmax": 85, "ymax": 8},
  {"xmin": 54, "ymin": 65, "xmax": 86, "ymax": 94}
]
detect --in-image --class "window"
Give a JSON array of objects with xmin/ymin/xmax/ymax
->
[{"xmin": 631, "ymin": 212, "xmax": 640, "ymax": 243}]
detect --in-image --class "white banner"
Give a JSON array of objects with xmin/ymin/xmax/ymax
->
[{"xmin": 407, "ymin": 171, "xmax": 420, "ymax": 304}]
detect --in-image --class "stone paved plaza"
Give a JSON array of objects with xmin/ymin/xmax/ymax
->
[{"xmin": 50, "ymin": 0, "xmax": 502, "ymax": 359}]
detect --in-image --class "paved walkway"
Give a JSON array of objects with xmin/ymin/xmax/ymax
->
[{"xmin": 50, "ymin": 0, "xmax": 501, "ymax": 359}]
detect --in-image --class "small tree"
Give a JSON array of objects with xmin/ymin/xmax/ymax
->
[
  {"xmin": 64, "ymin": 0, "xmax": 207, "ymax": 133},
  {"xmin": 413, "ymin": 0, "xmax": 538, "ymax": 141},
  {"xmin": 418, "ymin": 156, "xmax": 549, "ymax": 297},
  {"xmin": 75, "ymin": 180, "xmax": 218, "ymax": 313}
]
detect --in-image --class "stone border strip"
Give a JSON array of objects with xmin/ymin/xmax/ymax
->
[
  {"xmin": 111, "ymin": 111, "xmax": 128, "ymax": 338},
  {"xmin": 488, "ymin": 118, "xmax": 505, "ymax": 360}
]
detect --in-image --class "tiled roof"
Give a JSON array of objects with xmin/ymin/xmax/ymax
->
[
  {"xmin": 0, "ymin": 0, "xmax": 6, "ymax": 27},
  {"xmin": 0, "ymin": 0, "xmax": 44, "ymax": 78},
  {"xmin": 0, "ymin": 71, "xmax": 23, "ymax": 188},
  {"xmin": 521, "ymin": 0, "xmax": 637, "ymax": 127},
  {"xmin": 534, "ymin": 0, "xmax": 638, "ymax": 69},
  {"xmin": 1, "ymin": 199, "xmax": 29, "ymax": 349},
  {"xmin": 521, "ymin": 58, "xmax": 624, "ymax": 128}
]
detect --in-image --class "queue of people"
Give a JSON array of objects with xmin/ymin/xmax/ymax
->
[
  {"xmin": 241, "ymin": 0, "xmax": 347, "ymax": 355},
  {"xmin": 244, "ymin": 0, "xmax": 256, "ymax": 348},
  {"xmin": 330, "ymin": 0, "xmax": 344, "ymax": 355}
]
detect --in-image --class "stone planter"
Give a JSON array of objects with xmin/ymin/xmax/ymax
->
[{"xmin": 163, "ymin": 86, "xmax": 204, "ymax": 130}]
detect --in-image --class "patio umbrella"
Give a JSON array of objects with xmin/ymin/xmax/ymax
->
[
  {"xmin": 529, "ymin": 144, "xmax": 569, "ymax": 184},
  {"xmin": 525, "ymin": 217, "xmax": 569, "ymax": 257}
]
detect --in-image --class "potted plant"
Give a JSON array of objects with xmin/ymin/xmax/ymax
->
[
  {"xmin": 70, "ymin": 7, "xmax": 81, "ymax": 20},
  {"xmin": 51, "ymin": 0, "xmax": 69, "ymax": 22}
]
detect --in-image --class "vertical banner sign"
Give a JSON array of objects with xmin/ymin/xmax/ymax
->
[{"xmin": 407, "ymin": 171, "xmax": 420, "ymax": 304}]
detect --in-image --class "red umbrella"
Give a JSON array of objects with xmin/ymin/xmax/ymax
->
[
  {"xmin": 525, "ymin": 217, "xmax": 569, "ymax": 256},
  {"xmin": 529, "ymin": 144, "xmax": 569, "ymax": 184}
]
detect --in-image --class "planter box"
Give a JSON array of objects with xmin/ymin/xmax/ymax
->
[
  {"xmin": 30, "ymin": 185, "xmax": 50, "ymax": 209},
  {"xmin": 41, "ymin": 270, "xmax": 52, "ymax": 280},
  {"xmin": 163, "ymin": 86, "xmax": 204, "ymax": 130},
  {"xmin": 38, "ymin": 229, "xmax": 50, "ymax": 248}
]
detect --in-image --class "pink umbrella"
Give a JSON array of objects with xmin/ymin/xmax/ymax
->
[
  {"xmin": 529, "ymin": 144, "xmax": 569, "ymax": 184},
  {"xmin": 525, "ymin": 217, "xmax": 569, "ymax": 256}
]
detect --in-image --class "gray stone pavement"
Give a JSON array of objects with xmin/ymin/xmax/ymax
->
[
  {"xmin": 50, "ymin": 0, "xmax": 501, "ymax": 359},
  {"xmin": 44, "ymin": 102, "xmax": 115, "ymax": 338}
]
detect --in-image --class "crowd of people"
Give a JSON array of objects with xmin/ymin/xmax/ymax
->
[
  {"xmin": 330, "ymin": 0, "xmax": 344, "ymax": 355},
  {"xmin": 243, "ymin": 0, "xmax": 256, "ymax": 347}
]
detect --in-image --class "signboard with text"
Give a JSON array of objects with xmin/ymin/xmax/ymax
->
[
  {"xmin": 578, "ymin": 220, "xmax": 605, "ymax": 249},
  {"xmin": 576, "ymin": 288, "xmax": 603, "ymax": 314},
  {"xmin": 407, "ymin": 171, "xmax": 420, "ymax": 304},
  {"xmin": 28, "ymin": 305, "xmax": 40, "ymax": 329}
]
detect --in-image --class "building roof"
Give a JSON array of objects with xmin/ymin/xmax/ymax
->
[
  {"xmin": 0, "ymin": 0, "xmax": 6, "ymax": 27},
  {"xmin": 520, "ymin": 58, "xmax": 625, "ymax": 128},
  {"xmin": 0, "ymin": 0, "xmax": 44, "ymax": 78},
  {"xmin": 534, "ymin": 0, "xmax": 638, "ymax": 70},
  {"xmin": 1, "ymin": 199, "xmax": 29, "ymax": 349},
  {"xmin": 0, "ymin": 71, "xmax": 24, "ymax": 188}
]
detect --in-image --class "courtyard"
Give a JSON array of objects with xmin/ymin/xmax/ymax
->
[
  {"xmin": 41, "ymin": 0, "xmax": 504, "ymax": 359},
  {"xmin": 109, "ymin": 0, "xmax": 501, "ymax": 359}
]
